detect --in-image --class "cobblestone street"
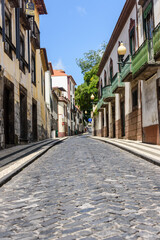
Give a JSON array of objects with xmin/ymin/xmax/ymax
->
[{"xmin": 0, "ymin": 136, "xmax": 160, "ymax": 240}]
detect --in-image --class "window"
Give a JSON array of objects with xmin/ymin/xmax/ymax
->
[
  {"xmin": 129, "ymin": 19, "xmax": 136, "ymax": 56},
  {"xmin": 104, "ymin": 70, "xmax": 107, "ymax": 86},
  {"xmin": 118, "ymin": 41, "xmax": 121, "ymax": 72},
  {"xmin": 100, "ymin": 79, "xmax": 102, "ymax": 97},
  {"xmin": 110, "ymin": 58, "xmax": 113, "ymax": 83},
  {"xmin": 20, "ymin": 34, "xmax": 25, "ymax": 72},
  {"xmin": 50, "ymin": 97, "xmax": 53, "ymax": 112},
  {"xmin": 31, "ymin": 52, "xmax": 36, "ymax": 85},
  {"xmin": 4, "ymin": 10, "xmax": 12, "ymax": 58},
  {"xmin": 143, "ymin": 1, "xmax": 153, "ymax": 40},
  {"xmin": 132, "ymin": 87, "xmax": 138, "ymax": 108},
  {"xmin": 130, "ymin": 27, "xmax": 135, "ymax": 55}
]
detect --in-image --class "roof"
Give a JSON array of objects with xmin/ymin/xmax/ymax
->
[
  {"xmin": 68, "ymin": 75, "xmax": 77, "ymax": 86},
  {"xmin": 97, "ymin": 0, "xmax": 136, "ymax": 76},
  {"xmin": 52, "ymin": 70, "xmax": 68, "ymax": 77},
  {"xmin": 34, "ymin": 0, "xmax": 47, "ymax": 15}
]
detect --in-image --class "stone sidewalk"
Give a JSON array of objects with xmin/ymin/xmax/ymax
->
[
  {"xmin": 90, "ymin": 136, "xmax": 160, "ymax": 167},
  {"xmin": 0, "ymin": 137, "xmax": 67, "ymax": 187}
]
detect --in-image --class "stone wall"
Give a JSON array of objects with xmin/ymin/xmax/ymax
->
[
  {"xmin": 142, "ymin": 124, "xmax": 159, "ymax": 145},
  {"xmin": 125, "ymin": 108, "xmax": 142, "ymax": 141},
  {"xmin": 116, "ymin": 119, "xmax": 122, "ymax": 139}
]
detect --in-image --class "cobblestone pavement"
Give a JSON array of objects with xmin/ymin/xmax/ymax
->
[{"xmin": 0, "ymin": 136, "xmax": 160, "ymax": 240}]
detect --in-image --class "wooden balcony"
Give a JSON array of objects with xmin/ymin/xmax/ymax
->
[
  {"xmin": 20, "ymin": 9, "xmax": 31, "ymax": 30},
  {"xmin": 111, "ymin": 72, "xmax": 124, "ymax": 94},
  {"xmin": 97, "ymin": 98, "xmax": 107, "ymax": 111},
  {"xmin": 102, "ymin": 85, "xmax": 115, "ymax": 102},
  {"xmin": 153, "ymin": 22, "xmax": 160, "ymax": 61},
  {"xmin": 132, "ymin": 39, "xmax": 160, "ymax": 81},
  {"xmin": 121, "ymin": 55, "xmax": 132, "ymax": 82}
]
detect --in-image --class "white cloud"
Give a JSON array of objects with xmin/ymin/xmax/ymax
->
[
  {"xmin": 54, "ymin": 59, "xmax": 65, "ymax": 70},
  {"xmin": 77, "ymin": 6, "xmax": 87, "ymax": 16}
]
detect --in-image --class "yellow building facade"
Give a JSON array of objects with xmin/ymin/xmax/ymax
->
[{"xmin": 0, "ymin": 0, "xmax": 49, "ymax": 149}]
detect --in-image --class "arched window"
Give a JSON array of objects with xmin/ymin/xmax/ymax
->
[
  {"xmin": 118, "ymin": 41, "xmax": 121, "ymax": 73},
  {"xmin": 110, "ymin": 58, "xmax": 113, "ymax": 83},
  {"xmin": 101, "ymin": 79, "xmax": 102, "ymax": 96},
  {"xmin": 129, "ymin": 18, "xmax": 136, "ymax": 55},
  {"xmin": 104, "ymin": 70, "xmax": 107, "ymax": 86}
]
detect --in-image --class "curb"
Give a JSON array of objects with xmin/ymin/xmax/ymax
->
[
  {"xmin": 0, "ymin": 137, "xmax": 67, "ymax": 188},
  {"xmin": 89, "ymin": 136, "xmax": 160, "ymax": 167}
]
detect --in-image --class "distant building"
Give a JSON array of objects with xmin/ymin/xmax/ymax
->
[
  {"xmin": 51, "ymin": 70, "xmax": 79, "ymax": 136},
  {"xmin": 53, "ymin": 87, "xmax": 68, "ymax": 137}
]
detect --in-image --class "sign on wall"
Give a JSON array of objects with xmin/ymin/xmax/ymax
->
[{"xmin": 26, "ymin": 1, "xmax": 35, "ymax": 16}]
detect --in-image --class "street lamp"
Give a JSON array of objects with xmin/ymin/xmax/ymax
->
[
  {"xmin": 117, "ymin": 42, "xmax": 131, "ymax": 66},
  {"xmin": 90, "ymin": 94, "xmax": 95, "ymax": 101},
  {"xmin": 117, "ymin": 42, "xmax": 127, "ymax": 64},
  {"xmin": 85, "ymin": 110, "xmax": 87, "ymax": 114}
]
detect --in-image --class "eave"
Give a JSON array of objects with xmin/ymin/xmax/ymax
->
[
  {"xmin": 40, "ymin": 48, "xmax": 49, "ymax": 71},
  {"xmin": 34, "ymin": 0, "xmax": 47, "ymax": 15},
  {"xmin": 97, "ymin": 0, "xmax": 136, "ymax": 77}
]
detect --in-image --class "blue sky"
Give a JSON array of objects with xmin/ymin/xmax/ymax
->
[{"xmin": 40, "ymin": 0, "xmax": 126, "ymax": 86}]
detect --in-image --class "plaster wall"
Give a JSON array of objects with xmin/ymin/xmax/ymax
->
[
  {"xmin": 125, "ymin": 82, "xmax": 132, "ymax": 115},
  {"xmin": 52, "ymin": 76, "xmax": 68, "ymax": 99},
  {"xmin": 141, "ymin": 76, "xmax": 159, "ymax": 128},
  {"xmin": 58, "ymin": 101, "xmax": 67, "ymax": 135},
  {"xmin": 100, "ymin": 6, "xmax": 137, "ymax": 86},
  {"xmin": 153, "ymin": 0, "xmax": 160, "ymax": 28},
  {"xmin": 115, "ymin": 94, "xmax": 121, "ymax": 121}
]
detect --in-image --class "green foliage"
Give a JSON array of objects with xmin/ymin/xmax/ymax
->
[{"xmin": 75, "ymin": 42, "xmax": 107, "ymax": 115}]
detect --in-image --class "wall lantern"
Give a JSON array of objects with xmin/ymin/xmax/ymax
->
[
  {"xmin": 117, "ymin": 42, "xmax": 127, "ymax": 63},
  {"xmin": 117, "ymin": 42, "xmax": 131, "ymax": 66}
]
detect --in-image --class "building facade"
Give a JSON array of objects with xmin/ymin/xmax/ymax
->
[
  {"xmin": 93, "ymin": 0, "xmax": 160, "ymax": 145},
  {"xmin": 0, "ymin": 0, "xmax": 59, "ymax": 149}
]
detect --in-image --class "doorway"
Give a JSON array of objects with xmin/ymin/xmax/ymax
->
[
  {"xmin": 32, "ymin": 99, "xmax": 37, "ymax": 141},
  {"xmin": 121, "ymin": 101, "xmax": 125, "ymax": 137},
  {"xmin": 112, "ymin": 105, "xmax": 115, "ymax": 138},
  {"xmin": 20, "ymin": 86, "xmax": 27, "ymax": 141},
  {"xmin": 3, "ymin": 81, "xmax": 14, "ymax": 146}
]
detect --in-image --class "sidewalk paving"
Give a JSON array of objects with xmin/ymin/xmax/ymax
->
[
  {"xmin": 90, "ymin": 136, "xmax": 160, "ymax": 166},
  {"xmin": 0, "ymin": 137, "xmax": 67, "ymax": 187}
]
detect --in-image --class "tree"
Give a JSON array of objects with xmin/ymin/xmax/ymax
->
[{"xmin": 75, "ymin": 42, "xmax": 107, "ymax": 114}]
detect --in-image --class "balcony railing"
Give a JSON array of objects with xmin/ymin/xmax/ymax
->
[
  {"xmin": 31, "ymin": 21, "xmax": 40, "ymax": 49},
  {"xmin": 97, "ymin": 98, "xmax": 107, "ymax": 111},
  {"xmin": 153, "ymin": 22, "xmax": 160, "ymax": 60},
  {"xmin": 121, "ymin": 55, "xmax": 132, "ymax": 82},
  {"xmin": 131, "ymin": 39, "xmax": 159, "ymax": 80},
  {"xmin": 102, "ymin": 85, "xmax": 115, "ymax": 102},
  {"xmin": 111, "ymin": 72, "xmax": 124, "ymax": 94},
  {"xmin": 20, "ymin": 8, "xmax": 31, "ymax": 30}
]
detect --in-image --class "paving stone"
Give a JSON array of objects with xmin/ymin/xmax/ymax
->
[{"xmin": 0, "ymin": 136, "xmax": 160, "ymax": 239}]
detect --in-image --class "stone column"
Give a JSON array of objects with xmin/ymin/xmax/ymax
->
[
  {"xmin": 108, "ymin": 102, "xmax": 113, "ymax": 138},
  {"xmin": 115, "ymin": 94, "xmax": 121, "ymax": 138},
  {"xmin": 103, "ymin": 107, "xmax": 107, "ymax": 137},
  {"xmin": 98, "ymin": 111, "xmax": 102, "ymax": 137}
]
